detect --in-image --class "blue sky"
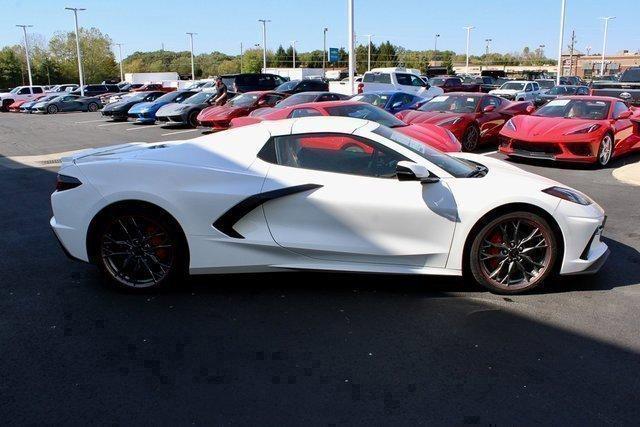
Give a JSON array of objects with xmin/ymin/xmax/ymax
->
[{"xmin": 1, "ymin": 0, "xmax": 638, "ymax": 57}]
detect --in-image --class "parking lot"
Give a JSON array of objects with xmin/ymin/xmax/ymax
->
[{"xmin": 2, "ymin": 111, "xmax": 640, "ymax": 424}]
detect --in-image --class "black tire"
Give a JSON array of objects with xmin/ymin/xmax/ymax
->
[
  {"xmin": 188, "ymin": 110, "xmax": 199, "ymax": 127},
  {"xmin": 93, "ymin": 205, "xmax": 188, "ymax": 292},
  {"xmin": 47, "ymin": 104, "xmax": 59, "ymax": 114},
  {"xmin": 596, "ymin": 133, "xmax": 613, "ymax": 167},
  {"xmin": 1, "ymin": 99, "xmax": 14, "ymax": 111},
  {"xmin": 461, "ymin": 124, "xmax": 480, "ymax": 152},
  {"xmin": 469, "ymin": 211, "xmax": 557, "ymax": 294},
  {"xmin": 87, "ymin": 102, "xmax": 99, "ymax": 112}
]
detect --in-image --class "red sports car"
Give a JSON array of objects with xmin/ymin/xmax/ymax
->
[
  {"xmin": 499, "ymin": 96, "xmax": 640, "ymax": 167},
  {"xmin": 197, "ymin": 91, "xmax": 287, "ymax": 130},
  {"xmin": 8, "ymin": 98, "xmax": 34, "ymax": 112},
  {"xmin": 131, "ymin": 83, "xmax": 176, "ymax": 93},
  {"xmin": 231, "ymin": 100, "xmax": 461, "ymax": 152},
  {"xmin": 396, "ymin": 93, "xmax": 534, "ymax": 151}
]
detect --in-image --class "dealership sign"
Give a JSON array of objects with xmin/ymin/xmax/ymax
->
[{"xmin": 328, "ymin": 48, "xmax": 340, "ymax": 62}]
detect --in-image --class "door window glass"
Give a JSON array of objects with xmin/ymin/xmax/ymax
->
[
  {"xmin": 289, "ymin": 108, "xmax": 323, "ymax": 118},
  {"xmin": 613, "ymin": 101, "xmax": 629, "ymax": 119}
]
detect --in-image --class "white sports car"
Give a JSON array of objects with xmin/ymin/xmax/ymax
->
[{"xmin": 51, "ymin": 117, "xmax": 609, "ymax": 294}]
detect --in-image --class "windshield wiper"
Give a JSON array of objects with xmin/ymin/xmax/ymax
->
[{"xmin": 466, "ymin": 165, "xmax": 488, "ymax": 178}]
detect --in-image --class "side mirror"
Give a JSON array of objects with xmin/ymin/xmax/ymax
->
[
  {"xmin": 616, "ymin": 110, "xmax": 632, "ymax": 120},
  {"xmin": 391, "ymin": 101, "xmax": 403, "ymax": 109},
  {"xmin": 258, "ymin": 99, "xmax": 267, "ymax": 106},
  {"xmin": 396, "ymin": 161, "xmax": 439, "ymax": 184},
  {"xmin": 482, "ymin": 105, "xmax": 496, "ymax": 113},
  {"xmin": 526, "ymin": 105, "xmax": 535, "ymax": 114}
]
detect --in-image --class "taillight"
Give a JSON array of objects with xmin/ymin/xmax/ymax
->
[
  {"xmin": 357, "ymin": 83, "xmax": 364, "ymax": 94},
  {"xmin": 56, "ymin": 174, "xmax": 82, "ymax": 191}
]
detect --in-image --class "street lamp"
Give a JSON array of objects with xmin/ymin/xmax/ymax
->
[
  {"xmin": 186, "ymin": 32, "xmax": 197, "ymax": 81},
  {"xmin": 556, "ymin": 0, "xmax": 567, "ymax": 84},
  {"xmin": 599, "ymin": 16, "xmax": 615, "ymax": 76},
  {"xmin": 485, "ymin": 38, "xmax": 492, "ymax": 55},
  {"xmin": 362, "ymin": 34, "xmax": 373, "ymax": 71},
  {"xmin": 434, "ymin": 34, "xmax": 440, "ymax": 53},
  {"xmin": 463, "ymin": 26, "xmax": 475, "ymax": 73},
  {"xmin": 115, "ymin": 43, "xmax": 124, "ymax": 82},
  {"xmin": 291, "ymin": 40, "xmax": 297, "ymax": 68},
  {"xmin": 323, "ymin": 27, "xmax": 328, "ymax": 75},
  {"xmin": 16, "ymin": 25, "xmax": 34, "ymax": 87},
  {"xmin": 347, "ymin": 0, "xmax": 355, "ymax": 95},
  {"xmin": 65, "ymin": 7, "xmax": 86, "ymax": 96},
  {"xmin": 258, "ymin": 19, "xmax": 271, "ymax": 71},
  {"xmin": 539, "ymin": 44, "xmax": 546, "ymax": 58}
]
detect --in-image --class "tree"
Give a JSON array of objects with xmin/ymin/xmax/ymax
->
[{"xmin": 0, "ymin": 47, "xmax": 23, "ymax": 89}]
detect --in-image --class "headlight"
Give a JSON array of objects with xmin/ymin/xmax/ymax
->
[
  {"xmin": 566, "ymin": 124, "xmax": 601, "ymax": 135},
  {"xmin": 542, "ymin": 186, "xmax": 592, "ymax": 205},
  {"xmin": 505, "ymin": 118, "xmax": 517, "ymax": 132},
  {"xmin": 438, "ymin": 117, "xmax": 463, "ymax": 126}
]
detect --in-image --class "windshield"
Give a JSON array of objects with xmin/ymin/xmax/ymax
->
[
  {"xmin": 419, "ymin": 95, "xmax": 478, "ymax": 113},
  {"xmin": 325, "ymin": 104, "xmax": 406, "ymax": 128},
  {"xmin": 124, "ymin": 93, "xmax": 149, "ymax": 102},
  {"xmin": 428, "ymin": 78, "xmax": 446, "ymax": 86},
  {"xmin": 620, "ymin": 69, "xmax": 640, "ymax": 82},
  {"xmin": 275, "ymin": 93, "xmax": 318, "ymax": 108},
  {"xmin": 536, "ymin": 80, "xmax": 555, "ymax": 89},
  {"xmin": 534, "ymin": 99, "xmax": 610, "ymax": 120},
  {"xmin": 547, "ymin": 86, "xmax": 568, "ymax": 95},
  {"xmin": 183, "ymin": 91, "xmax": 214, "ymax": 105},
  {"xmin": 373, "ymin": 126, "xmax": 475, "ymax": 178},
  {"xmin": 276, "ymin": 81, "xmax": 299, "ymax": 92},
  {"xmin": 9, "ymin": 87, "xmax": 23, "ymax": 94},
  {"xmin": 229, "ymin": 93, "xmax": 259, "ymax": 107},
  {"xmin": 351, "ymin": 94, "xmax": 389, "ymax": 107},
  {"xmin": 500, "ymin": 82, "xmax": 525, "ymax": 91}
]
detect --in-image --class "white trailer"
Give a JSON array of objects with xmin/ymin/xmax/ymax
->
[
  {"xmin": 124, "ymin": 72, "xmax": 180, "ymax": 84},
  {"xmin": 262, "ymin": 68, "xmax": 324, "ymax": 81}
]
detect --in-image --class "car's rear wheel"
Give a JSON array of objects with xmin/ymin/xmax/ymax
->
[
  {"xmin": 87, "ymin": 102, "xmax": 99, "ymax": 112},
  {"xmin": 188, "ymin": 111, "xmax": 199, "ymax": 127},
  {"xmin": 94, "ymin": 206, "xmax": 187, "ymax": 291},
  {"xmin": 596, "ymin": 134, "xmax": 613, "ymax": 167},
  {"xmin": 469, "ymin": 211, "xmax": 557, "ymax": 294},
  {"xmin": 1, "ymin": 99, "xmax": 13, "ymax": 111},
  {"xmin": 47, "ymin": 104, "xmax": 59, "ymax": 114},
  {"xmin": 461, "ymin": 124, "xmax": 480, "ymax": 152}
]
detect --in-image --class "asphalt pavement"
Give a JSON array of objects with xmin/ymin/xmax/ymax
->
[{"xmin": 1, "ymin": 111, "xmax": 639, "ymax": 425}]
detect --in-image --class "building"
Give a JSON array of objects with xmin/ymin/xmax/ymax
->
[{"xmin": 561, "ymin": 50, "xmax": 640, "ymax": 78}]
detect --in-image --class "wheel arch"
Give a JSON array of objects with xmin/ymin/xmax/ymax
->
[
  {"xmin": 85, "ymin": 199, "xmax": 190, "ymax": 266},
  {"xmin": 461, "ymin": 202, "xmax": 565, "ymax": 276}
]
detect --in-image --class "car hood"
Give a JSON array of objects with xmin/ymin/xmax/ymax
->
[
  {"xmin": 400, "ymin": 110, "xmax": 466, "ymax": 126},
  {"xmin": 490, "ymin": 89, "xmax": 519, "ymax": 95},
  {"xmin": 128, "ymin": 101, "xmax": 154, "ymax": 113},
  {"xmin": 198, "ymin": 104, "xmax": 246, "ymax": 120},
  {"xmin": 156, "ymin": 102, "xmax": 191, "ymax": 115},
  {"xmin": 509, "ymin": 115, "xmax": 604, "ymax": 139},
  {"xmin": 395, "ymin": 124, "xmax": 461, "ymax": 152},
  {"xmin": 250, "ymin": 107, "xmax": 274, "ymax": 117}
]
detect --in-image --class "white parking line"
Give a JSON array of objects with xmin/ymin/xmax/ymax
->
[
  {"xmin": 482, "ymin": 150, "xmax": 499, "ymax": 156},
  {"xmin": 126, "ymin": 125, "xmax": 161, "ymax": 131},
  {"xmin": 160, "ymin": 129, "xmax": 200, "ymax": 136},
  {"xmin": 75, "ymin": 119, "xmax": 104, "ymax": 124},
  {"xmin": 96, "ymin": 122, "xmax": 130, "ymax": 127}
]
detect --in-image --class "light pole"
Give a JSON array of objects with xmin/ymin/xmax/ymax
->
[
  {"xmin": 347, "ymin": 0, "xmax": 355, "ymax": 95},
  {"xmin": 539, "ymin": 44, "xmax": 545, "ymax": 57},
  {"xmin": 115, "ymin": 43, "xmax": 124, "ymax": 82},
  {"xmin": 323, "ymin": 27, "xmax": 328, "ymax": 75},
  {"xmin": 65, "ymin": 7, "xmax": 86, "ymax": 96},
  {"xmin": 485, "ymin": 38, "xmax": 492, "ymax": 55},
  {"xmin": 463, "ymin": 26, "xmax": 474, "ymax": 73},
  {"xmin": 291, "ymin": 40, "xmax": 297, "ymax": 68},
  {"xmin": 186, "ymin": 32, "xmax": 197, "ymax": 81},
  {"xmin": 362, "ymin": 34, "xmax": 373, "ymax": 71},
  {"xmin": 556, "ymin": 0, "xmax": 566, "ymax": 84},
  {"xmin": 240, "ymin": 42, "xmax": 243, "ymax": 73},
  {"xmin": 16, "ymin": 25, "xmax": 34, "ymax": 87},
  {"xmin": 585, "ymin": 45, "xmax": 592, "ymax": 56},
  {"xmin": 599, "ymin": 16, "xmax": 615, "ymax": 76},
  {"xmin": 434, "ymin": 34, "xmax": 440, "ymax": 53},
  {"xmin": 258, "ymin": 19, "xmax": 270, "ymax": 72}
]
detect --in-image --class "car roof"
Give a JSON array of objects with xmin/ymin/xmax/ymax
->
[
  {"xmin": 556, "ymin": 95, "xmax": 619, "ymax": 102},
  {"xmin": 440, "ymin": 92, "xmax": 484, "ymax": 97},
  {"xmin": 359, "ymin": 91, "xmax": 405, "ymax": 96}
]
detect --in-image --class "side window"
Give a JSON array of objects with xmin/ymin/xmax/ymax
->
[
  {"xmin": 533, "ymin": 83, "xmax": 540, "ymax": 91},
  {"xmin": 264, "ymin": 133, "xmax": 406, "ymax": 178},
  {"xmin": 396, "ymin": 74, "xmax": 413, "ymax": 86},
  {"xmin": 578, "ymin": 87, "xmax": 589, "ymax": 95},
  {"xmin": 318, "ymin": 94, "xmax": 339, "ymax": 102},
  {"xmin": 289, "ymin": 108, "xmax": 323, "ymax": 118},
  {"xmin": 18, "ymin": 87, "xmax": 30, "ymax": 95},
  {"xmin": 258, "ymin": 75, "xmax": 274, "ymax": 88},
  {"xmin": 263, "ymin": 94, "xmax": 283, "ymax": 105},
  {"xmin": 613, "ymin": 102, "xmax": 629, "ymax": 119},
  {"xmin": 480, "ymin": 96, "xmax": 502, "ymax": 109},
  {"xmin": 410, "ymin": 75, "xmax": 424, "ymax": 86},
  {"xmin": 32, "ymin": 87, "xmax": 43, "ymax": 94}
]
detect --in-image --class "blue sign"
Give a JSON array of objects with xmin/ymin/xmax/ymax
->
[{"xmin": 328, "ymin": 48, "xmax": 340, "ymax": 63}]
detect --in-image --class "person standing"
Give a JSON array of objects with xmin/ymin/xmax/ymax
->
[{"xmin": 213, "ymin": 77, "xmax": 228, "ymax": 106}]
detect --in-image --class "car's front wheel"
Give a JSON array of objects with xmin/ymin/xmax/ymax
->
[
  {"xmin": 87, "ymin": 102, "xmax": 99, "ymax": 112},
  {"xmin": 461, "ymin": 124, "xmax": 480, "ymax": 152},
  {"xmin": 94, "ymin": 206, "xmax": 187, "ymax": 291},
  {"xmin": 188, "ymin": 111, "xmax": 199, "ymax": 127},
  {"xmin": 47, "ymin": 104, "xmax": 59, "ymax": 114},
  {"xmin": 469, "ymin": 211, "xmax": 557, "ymax": 294},
  {"xmin": 596, "ymin": 134, "xmax": 613, "ymax": 167}
]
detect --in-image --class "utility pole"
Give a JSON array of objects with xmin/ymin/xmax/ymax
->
[
  {"xmin": 323, "ymin": 27, "xmax": 328, "ymax": 76},
  {"xmin": 585, "ymin": 45, "xmax": 592, "ymax": 56},
  {"xmin": 485, "ymin": 38, "xmax": 492, "ymax": 55},
  {"xmin": 362, "ymin": 34, "xmax": 373, "ymax": 71},
  {"xmin": 240, "ymin": 42, "xmax": 243, "ymax": 73},
  {"xmin": 556, "ymin": 0, "xmax": 567, "ymax": 85},
  {"xmin": 347, "ymin": 0, "xmax": 355, "ymax": 95},
  {"xmin": 291, "ymin": 40, "xmax": 297, "ymax": 68},
  {"xmin": 16, "ymin": 25, "xmax": 34, "ymax": 87},
  {"xmin": 258, "ymin": 19, "xmax": 271, "ymax": 72},
  {"xmin": 568, "ymin": 30, "xmax": 576, "ymax": 76},
  {"xmin": 65, "ymin": 7, "xmax": 86, "ymax": 96},
  {"xmin": 600, "ymin": 16, "xmax": 615, "ymax": 76},
  {"xmin": 115, "ymin": 43, "xmax": 124, "ymax": 82},
  {"xmin": 186, "ymin": 32, "xmax": 197, "ymax": 81},
  {"xmin": 463, "ymin": 26, "xmax": 474, "ymax": 73}
]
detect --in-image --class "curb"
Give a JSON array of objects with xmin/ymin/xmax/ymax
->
[{"xmin": 612, "ymin": 162, "xmax": 640, "ymax": 186}]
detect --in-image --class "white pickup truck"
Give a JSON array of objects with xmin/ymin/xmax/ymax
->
[
  {"xmin": 489, "ymin": 80, "xmax": 541, "ymax": 102},
  {"xmin": 358, "ymin": 67, "xmax": 444, "ymax": 100},
  {"xmin": 0, "ymin": 85, "xmax": 46, "ymax": 111}
]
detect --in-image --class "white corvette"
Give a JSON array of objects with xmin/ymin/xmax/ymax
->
[{"xmin": 51, "ymin": 117, "xmax": 609, "ymax": 294}]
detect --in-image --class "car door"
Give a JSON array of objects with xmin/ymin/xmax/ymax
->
[
  {"xmin": 259, "ymin": 131, "xmax": 457, "ymax": 268},
  {"xmin": 59, "ymin": 95, "xmax": 80, "ymax": 111},
  {"xmin": 611, "ymin": 101, "xmax": 638, "ymax": 154},
  {"xmin": 396, "ymin": 73, "xmax": 420, "ymax": 95},
  {"xmin": 478, "ymin": 96, "xmax": 506, "ymax": 139}
]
